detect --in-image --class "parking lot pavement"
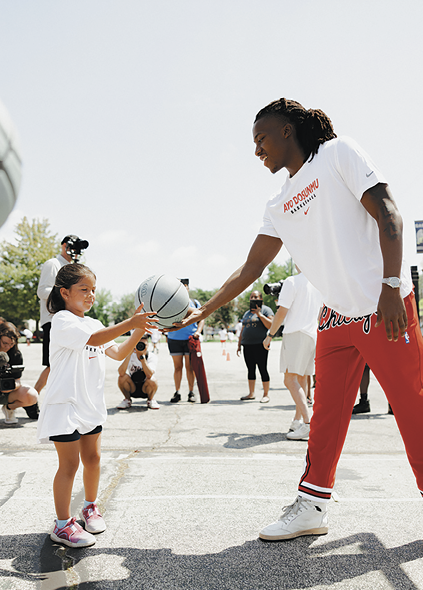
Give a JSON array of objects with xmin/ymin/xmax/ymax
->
[{"xmin": 1, "ymin": 340, "xmax": 422, "ymax": 590}]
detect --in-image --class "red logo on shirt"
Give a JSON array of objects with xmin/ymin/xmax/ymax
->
[{"xmin": 284, "ymin": 178, "xmax": 319, "ymax": 215}]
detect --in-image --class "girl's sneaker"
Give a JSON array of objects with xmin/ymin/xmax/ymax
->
[
  {"xmin": 81, "ymin": 503, "xmax": 106, "ymax": 534},
  {"xmin": 50, "ymin": 517, "xmax": 96, "ymax": 548}
]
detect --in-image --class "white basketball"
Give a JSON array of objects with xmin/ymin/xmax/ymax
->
[
  {"xmin": 0, "ymin": 99, "xmax": 22, "ymax": 228},
  {"xmin": 135, "ymin": 274, "xmax": 190, "ymax": 329}
]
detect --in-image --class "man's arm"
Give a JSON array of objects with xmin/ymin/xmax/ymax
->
[
  {"xmin": 170, "ymin": 234, "xmax": 283, "ymax": 329},
  {"xmin": 360, "ymin": 183, "xmax": 408, "ymax": 341}
]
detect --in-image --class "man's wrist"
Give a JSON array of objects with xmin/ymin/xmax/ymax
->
[
  {"xmin": 382, "ymin": 277, "xmax": 401, "ymax": 289},
  {"xmin": 267, "ymin": 330, "xmax": 277, "ymax": 338}
]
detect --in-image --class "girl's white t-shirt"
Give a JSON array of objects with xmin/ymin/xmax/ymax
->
[
  {"xmin": 277, "ymin": 273, "xmax": 323, "ymax": 342},
  {"xmin": 37, "ymin": 310, "xmax": 115, "ymax": 444},
  {"xmin": 259, "ymin": 136, "xmax": 412, "ymax": 318}
]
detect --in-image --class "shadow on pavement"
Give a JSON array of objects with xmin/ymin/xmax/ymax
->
[
  {"xmin": 1, "ymin": 532, "xmax": 422, "ymax": 589},
  {"xmin": 207, "ymin": 431, "xmax": 288, "ymax": 448}
]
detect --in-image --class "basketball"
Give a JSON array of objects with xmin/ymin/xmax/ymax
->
[
  {"xmin": 135, "ymin": 274, "xmax": 190, "ymax": 329},
  {"xmin": 0, "ymin": 99, "xmax": 22, "ymax": 228}
]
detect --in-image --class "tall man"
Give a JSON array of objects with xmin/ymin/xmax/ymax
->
[
  {"xmin": 172, "ymin": 98, "xmax": 423, "ymax": 541},
  {"xmin": 34, "ymin": 235, "xmax": 89, "ymax": 398}
]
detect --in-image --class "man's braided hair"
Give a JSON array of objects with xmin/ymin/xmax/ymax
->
[{"xmin": 255, "ymin": 98, "xmax": 337, "ymax": 162}]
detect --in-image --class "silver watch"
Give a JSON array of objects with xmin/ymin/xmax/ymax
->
[{"xmin": 381, "ymin": 277, "xmax": 401, "ymax": 288}]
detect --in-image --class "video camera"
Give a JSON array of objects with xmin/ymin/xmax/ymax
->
[
  {"xmin": 263, "ymin": 280, "xmax": 284, "ymax": 296},
  {"xmin": 62, "ymin": 235, "xmax": 89, "ymax": 262},
  {"xmin": 0, "ymin": 352, "xmax": 24, "ymax": 392}
]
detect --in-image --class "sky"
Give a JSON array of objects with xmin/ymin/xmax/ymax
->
[{"xmin": 0, "ymin": 0, "xmax": 422, "ymax": 300}]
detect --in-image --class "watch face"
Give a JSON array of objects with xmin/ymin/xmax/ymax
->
[{"xmin": 384, "ymin": 277, "xmax": 401, "ymax": 288}]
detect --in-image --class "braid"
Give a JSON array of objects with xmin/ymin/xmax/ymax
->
[{"xmin": 255, "ymin": 98, "xmax": 337, "ymax": 161}]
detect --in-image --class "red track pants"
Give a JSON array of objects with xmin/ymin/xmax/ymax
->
[{"xmin": 298, "ymin": 292, "xmax": 423, "ymax": 502}]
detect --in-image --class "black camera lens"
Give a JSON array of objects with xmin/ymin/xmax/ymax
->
[{"xmin": 136, "ymin": 341, "xmax": 146, "ymax": 352}]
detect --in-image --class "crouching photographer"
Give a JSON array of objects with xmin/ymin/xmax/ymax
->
[
  {"xmin": 116, "ymin": 333, "xmax": 159, "ymax": 410},
  {"xmin": 0, "ymin": 322, "xmax": 38, "ymax": 424}
]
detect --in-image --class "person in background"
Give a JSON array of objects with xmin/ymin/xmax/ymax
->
[
  {"xmin": 0, "ymin": 322, "xmax": 38, "ymax": 424},
  {"xmin": 237, "ymin": 290, "xmax": 274, "ymax": 403},
  {"xmin": 116, "ymin": 333, "xmax": 159, "ymax": 410},
  {"xmin": 34, "ymin": 235, "xmax": 89, "ymax": 399},
  {"xmin": 263, "ymin": 269, "xmax": 322, "ymax": 440},
  {"xmin": 167, "ymin": 279, "xmax": 204, "ymax": 404}
]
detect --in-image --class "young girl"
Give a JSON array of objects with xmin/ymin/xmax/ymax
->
[{"xmin": 37, "ymin": 264, "xmax": 157, "ymax": 548}]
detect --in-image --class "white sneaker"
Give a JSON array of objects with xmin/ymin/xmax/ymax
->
[
  {"xmin": 259, "ymin": 496, "xmax": 328, "ymax": 541},
  {"xmin": 2, "ymin": 405, "xmax": 18, "ymax": 424},
  {"xmin": 260, "ymin": 396, "xmax": 270, "ymax": 403},
  {"xmin": 287, "ymin": 423, "xmax": 310, "ymax": 440},
  {"xmin": 147, "ymin": 399, "xmax": 160, "ymax": 410},
  {"xmin": 116, "ymin": 398, "xmax": 131, "ymax": 409},
  {"xmin": 289, "ymin": 419, "xmax": 302, "ymax": 432}
]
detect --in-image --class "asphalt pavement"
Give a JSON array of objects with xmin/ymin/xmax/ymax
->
[{"xmin": 1, "ymin": 339, "xmax": 422, "ymax": 590}]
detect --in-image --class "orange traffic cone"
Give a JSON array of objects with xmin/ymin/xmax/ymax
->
[
  {"xmin": 226, "ymin": 352, "xmax": 230, "ymax": 361},
  {"xmin": 222, "ymin": 349, "xmax": 226, "ymax": 356}
]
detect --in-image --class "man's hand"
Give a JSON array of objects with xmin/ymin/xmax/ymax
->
[
  {"xmin": 164, "ymin": 307, "xmax": 203, "ymax": 332},
  {"xmin": 375, "ymin": 286, "xmax": 408, "ymax": 341},
  {"xmin": 263, "ymin": 335, "xmax": 271, "ymax": 350}
]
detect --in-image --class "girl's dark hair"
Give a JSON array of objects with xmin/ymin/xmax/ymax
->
[
  {"xmin": 254, "ymin": 98, "xmax": 337, "ymax": 162},
  {"xmin": 0, "ymin": 321, "xmax": 20, "ymax": 353},
  {"xmin": 47, "ymin": 263, "xmax": 96, "ymax": 314}
]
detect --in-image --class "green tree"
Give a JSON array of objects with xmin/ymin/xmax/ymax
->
[
  {"xmin": 87, "ymin": 288, "xmax": 113, "ymax": 326},
  {"xmin": 0, "ymin": 217, "xmax": 59, "ymax": 328},
  {"xmin": 190, "ymin": 287, "xmax": 236, "ymax": 330},
  {"xmin": 110, "ymin": 292, "xmax": 136, "ymax": 325},
  {"xmin": 237, "ymin": 260, "xmax": 295, "ymax": 316}
]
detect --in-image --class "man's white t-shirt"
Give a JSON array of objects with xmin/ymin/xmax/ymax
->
[
  {"xmin": 259, "ymin": 136, "xmax": 412, "ymax": 318},
  {"xmin": 277, "ymin": 273, "xmax": 323, "ymax": 342},
  {"xmin": 37, "ymin": 311, "xmax": 115, "ymax": 444}
]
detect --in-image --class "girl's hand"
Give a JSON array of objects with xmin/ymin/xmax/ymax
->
[{"xmin": 131, "ymin": 304, "xmax": 158, "ymax": 332}]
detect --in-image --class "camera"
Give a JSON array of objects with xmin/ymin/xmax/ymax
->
[
  {"xmin": 64, "ymin": 235, "xmax": 89, "ymax": 262},
  {"xmin": 0, "ymin": 352, "xmax": 24, "ymax": 392},
  {"xmin": 136, "ymin": 341, "xmax": 146, "ymax": 352},
  {"xmin": 263, "ymin": 280, "xmax": 284, "ymax": 296}
]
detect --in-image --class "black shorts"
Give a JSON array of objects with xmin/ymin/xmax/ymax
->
[
  {"xmin": 42, "ymin": 323, "xmax": 52, "ymax": 367},
  {"xmin": 49, "ymin": 425, "xmax": 102, "ymax": 442},
  {"xmin": 130, "ymin": 370, "xmax": 148, "ymax": 398},
  {"xmin": 167, "ymin": 339, "xmax": 190, "ymax": 356}
]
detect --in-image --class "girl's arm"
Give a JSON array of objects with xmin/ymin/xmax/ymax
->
[
  {"xmin": 106, "ymin": 329, "xmax": 144, "ymax": 361},
  {"xmin": 87, "ymin": 306, "xmax": 157, "ymax": 348}
]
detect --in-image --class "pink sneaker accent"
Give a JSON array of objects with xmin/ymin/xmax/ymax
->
[
  {"xmin": 81, "ymin": 503, "xmax": 106, "ymax": 534},
  {"xmin": 50, "ymin": 517, "xmax": 96, "ymax": 548}
]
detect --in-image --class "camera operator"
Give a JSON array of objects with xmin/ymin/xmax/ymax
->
[
  {"xmin": 0, "ymin": 322, "xmax": 38, "ymax": 424},
  {"xmin": 34, "ymin": 235, "xmax": 89, "ymax": 407},
  {"xmin": 116, "ymin": 333, "xmax": 159, "ymax": 410}
]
